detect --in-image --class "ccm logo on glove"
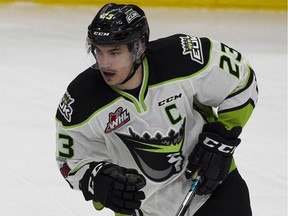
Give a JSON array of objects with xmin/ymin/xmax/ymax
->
[
  {"xmin": 202, "ymin": 136, "xmax": 237, "ymax": 155},
  {"xmin": 80, "ymin": 162, "xmax": 146, "ymax": 215},
  {"xmin": 185, "ymin": 122, "xmax": 242, "ymax": 195},
  {"xmin": 88, "ymin": 162, "xmax": 105, "ymax": 195}
]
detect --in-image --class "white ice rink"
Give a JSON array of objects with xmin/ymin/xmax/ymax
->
[{"xmin": 0, "ymin": 2, "xmax": 287, "ymax": 216}]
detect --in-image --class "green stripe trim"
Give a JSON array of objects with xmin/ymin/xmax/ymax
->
[
  {"xmin": 111, "ymin": 58, "xmax": 149, "ymax": 113},
  {"xmin": 69, "ymin": 165, "xmax": 87, "ymax": 176},
  {"xmin": 228, "ymin": 65, "xmax": 254, "ymax": 97},
  {"xmin": 56, "ymin": 97, "xmax": 122, "ymax": 129},
  {"xmin": 217, "ymin": 99, "xmax": 255, "ymax": 129},
  {"xmin": 193, "ymin": 99, "xmax": 217, "ymax": 123},
  {"xmin": 229, "ymin": 158, "xmax": 237, "ymax": 173},
  {"xmin": 111, "ymin": 87, "xmax": 142, "ymax": 113},
  {"xmin": 149, "ymin": 39, "xmax": 213, "ymax": 89}
]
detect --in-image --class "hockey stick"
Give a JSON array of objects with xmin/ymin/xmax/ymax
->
[{"xmin": 175, "ymin": 176, "xmax": 201, "ymax": 216}]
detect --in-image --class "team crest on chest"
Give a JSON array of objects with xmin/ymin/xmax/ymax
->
[
  {"xmin": 180, "ymin": 35, "xmax": 204, "ymax": 64},
  {"xmin": 116, "ymin": 118, "xmax": 186, "ymax": 182},
  {"xmin": 105, "ymin": 107, "xmax": 130, "ymax": 133}
]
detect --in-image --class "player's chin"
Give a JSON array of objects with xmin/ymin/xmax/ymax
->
[
  {"xmin": 103, "ymin": 76, "xmax": 123, "ymax": 87},
  {"xmin": 103, "ymin": 78, "xmax": 116, "ymax": 86}
]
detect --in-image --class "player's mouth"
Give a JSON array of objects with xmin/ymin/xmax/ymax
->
[
  {"xmin": 103, "ymin": 71, "xmax": 115, "ymax": 76},
  {"xmin": 102, "ymin": 71, "xmax": 116, "ymax": 79}
]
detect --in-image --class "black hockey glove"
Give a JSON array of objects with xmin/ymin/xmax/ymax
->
[
  {"xmin": 79, "ymin": 162, "xmax": 146, "ymax": 215},
  {"xmin": 185, "ymin": 122, "xmax": 242, "ymax": 195}
]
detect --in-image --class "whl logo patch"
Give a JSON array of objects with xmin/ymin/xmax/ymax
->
[
  {"xmin": 105, "ymin": 107, "xmax": 130, "ymax": 133},
  {"xmin": 58, "ymin": 91, "xmax": 75, "ymax": 122},
  {"xmin": 180, "ymin": 35, "xmax": 204, "ymax": 64}
]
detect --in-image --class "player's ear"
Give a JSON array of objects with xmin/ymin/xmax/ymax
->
[{"xmin": 136, "ymin": 40, "xmax": 146, "ymax": 58}]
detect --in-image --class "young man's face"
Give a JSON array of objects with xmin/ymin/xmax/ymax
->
[{"xmin": 94, "ymin": 44, "xmax": 135, "ymax": 86}]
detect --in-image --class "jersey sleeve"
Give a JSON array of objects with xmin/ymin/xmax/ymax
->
[
  {"xmin": 55, "ymin": 90, "xmax": 111, "ymax": 190},
  {"xmin": 192, "ymin": 39, "xmax": 258, "ymax": 129}
]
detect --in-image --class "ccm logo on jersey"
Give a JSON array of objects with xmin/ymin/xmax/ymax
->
[
  {"xmin": 203, "ymin": 136, "xmax": 236, "ymax": 154},
  {"xmin": 158, "ymin": 93, "xmax": 182, "ymax": 106},
  {"xmin": 180, "ymin": 35, "xmax": 204, "ymax": 64}
]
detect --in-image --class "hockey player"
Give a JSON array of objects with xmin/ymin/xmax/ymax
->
[{"xmin": 55, "ymin": 3, "xmax": 258, "ymax": 216}]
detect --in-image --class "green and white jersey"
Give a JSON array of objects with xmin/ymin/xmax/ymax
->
[{"xmin": 55, "ymin": 34, "xmax": 258, "ymax": 215}]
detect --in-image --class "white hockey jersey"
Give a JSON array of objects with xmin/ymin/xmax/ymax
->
[{"xmin": 55, "ymin": 34, "xmax": 258, "ymax": 216}]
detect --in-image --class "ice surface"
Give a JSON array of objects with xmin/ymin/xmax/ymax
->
[{"xmin": 0, "ymin": 3, "xmax": 286, "ymax": 216}]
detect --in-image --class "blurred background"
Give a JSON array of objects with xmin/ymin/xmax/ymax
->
[
  {"xmin": 1, "ymin": 0, "xmax": 286, "ymax": 10},
  {"xmin": 0, "ymin": 0, "xmax": 286, "ymax": 216}
]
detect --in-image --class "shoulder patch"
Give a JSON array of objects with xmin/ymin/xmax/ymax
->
[
  {"xmin": 58, "ymin": 91, "xmax": 75, "ymax": 123},
  {"xmin": 180, "ymin": 35, "xmax": 204, "ymax": 64}
]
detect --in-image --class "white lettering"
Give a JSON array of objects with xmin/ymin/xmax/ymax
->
[
  {"xmin": 218, "ymin": 144, "xmax": 236, "ymax": 154},
  {"xmin": 203, "ymin": 136, "xmax": 236, "ymax": 154},
  {"xmin": 203, "ymin": 137, "xmax": 219, "ymax": 148},
  {"xmin": 94, "ymin": 31, "xmax": 110, "ymax": 36}
]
